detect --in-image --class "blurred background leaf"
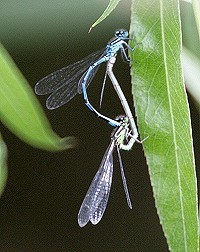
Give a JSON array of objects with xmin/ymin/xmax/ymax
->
[
  {"xmin": 191, "ymin": 0, "xmax": 200, "ymax": 40},
  {"xmin": 182, "ymin": 46, "xmax": 200, "ymax": 107},
  {"xmin": 89, "ymin": 0, "xmax": 121, "ymax": 31},
  {"xmin": 181, "ymin": 0, "xmax": 200, "ymax": 106},
  {"xmin": 0, "ymin": 43, "xmax": 75, "ymax": 151}
]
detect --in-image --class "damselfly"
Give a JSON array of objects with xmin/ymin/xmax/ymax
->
[
  {"xmin": 106, "ymin": 55, "xmax": 139, "ymax": 148},
  {"xmin": 78, "ymin": 115, "xmax": 135, "ymax": 227},
  {"xmin": 35, "ymin": 29, "xmax": 135, "ymax": 128}
]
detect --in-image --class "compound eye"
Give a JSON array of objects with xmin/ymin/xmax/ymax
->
[
  {"xmin": 123, "ymin": 30, "xmax": 129, "ymax": 37},
  {"xmin": 115, "ymin": 115, "xmax": 127, "ymax": 122},
  {"xmin": 115, "ymin": 30, "xmax": 120, "ymax": 37},
  {"xmin": 115, "ymin": 29, "xmax": 128, "ymax": 38}
]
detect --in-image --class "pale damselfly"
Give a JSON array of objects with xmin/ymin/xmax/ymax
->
[
  {"xmin": 105, "ymin": 55, "xmax": 139, "ymax": 148},
  {"xmin": 78, "ymin": 115, "xmax": 136, "ymax": 227}
]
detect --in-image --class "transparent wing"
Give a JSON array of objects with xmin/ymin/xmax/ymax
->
[
  {"xmin": 78, "ymin": 140, "xmax": 115, "ymax": 227},
  {"xmin": 77, "ymin": 64, "xmax": 101, "ymax": 94},
  {"xmin": 89, "ymin": 152, "xmax": 113, "ymax": 225},
  {"xmin": 116, "ymin": 145, "xmax": 132, "ymax": 209},
  {"xmin": 46, "ymin": 62, "xmax": 101, "ymax": 109},
  {"xmin": 35, "ymin": 48, "xmax": 106, "ymax": 109}
]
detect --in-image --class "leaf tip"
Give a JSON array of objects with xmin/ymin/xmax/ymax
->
[
  {"xmin": 60, "ymin": 136, "xmax": 79, "ymax": 150},
  {"xmin": 88, "ymin": 26, "xmax": 93, "ymax": 33}
]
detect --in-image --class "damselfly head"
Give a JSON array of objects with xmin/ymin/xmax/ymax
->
[
  {"xmin": 110, "ymin": 115, "xmax": 127, "ymax": 138},
  {"xmin": 115, "ymin": 29, "xmax": 128, "ymax": 39},
  {"xmin": 114, "ymin": 115, "xmax": 128, "ymax": 124}
]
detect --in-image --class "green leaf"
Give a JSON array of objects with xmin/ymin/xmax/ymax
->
[
  {"xmin": 89, "ymin": 0, "xmax": 121, "ymax": 32},
  {"xmin": 130, "ymin": 0, "xmax": 198, "ymax": 251},
  {"xmin": 0, "ymin": 43, "xmax": 76, "ymax": 151},
  {"xmin": 0, "ymin": 133, "xmax": 7, "ymax": 196}
]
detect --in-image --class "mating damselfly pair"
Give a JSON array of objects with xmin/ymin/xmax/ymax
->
[{"xmin": 35, "ymin": 29, "xmax": 140, "ymax": 227}]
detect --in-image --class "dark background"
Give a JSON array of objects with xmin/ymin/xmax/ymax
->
[{"xmin": 0, "ymin": 1, "xmax": 199, "ymax": 251}]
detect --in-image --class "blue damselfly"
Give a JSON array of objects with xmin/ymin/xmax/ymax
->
[{"xmin": 35, "ymin": 29, "xmax": 135, "ymax": 127}]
